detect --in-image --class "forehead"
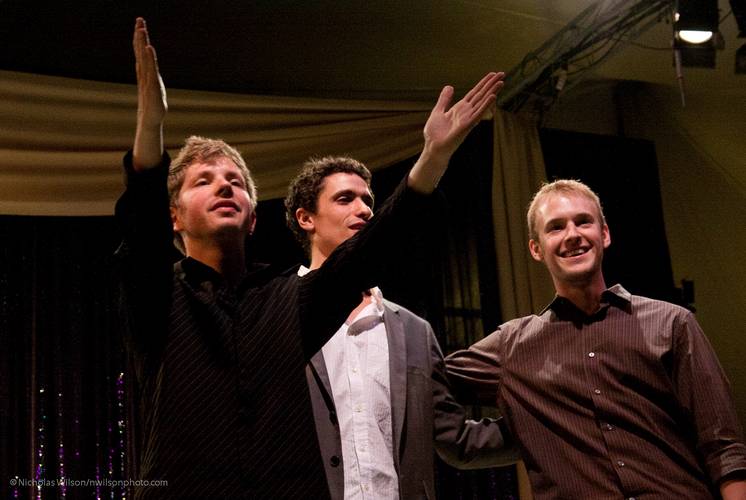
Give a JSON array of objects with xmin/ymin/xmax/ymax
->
[
  {"xmin": 184, "ymin": 156, "xmax": 241, "ymax": 177},
  {"xmin": 535, "ymin": 192, "xmax": 599, "ymax": 222},
  {"xmin": 319, "ymin": 172, "xmax": 371, "ymax": 196}
]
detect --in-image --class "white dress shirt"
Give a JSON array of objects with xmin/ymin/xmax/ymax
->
[{"xmin": 299, "ymin": 266, "xmax": 399, "ymax": 499}]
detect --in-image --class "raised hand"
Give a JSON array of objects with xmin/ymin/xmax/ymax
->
[
  {"xmin": 424, "ymin": 72, "xmax": 504, "ymax": 158},
  {"xmin": 133, "ymin": 17, "xmax": 168, "ymax": 170},
  {"xmin": 408, "ymin": 72, "xmax": 505, "ymax": 193}
]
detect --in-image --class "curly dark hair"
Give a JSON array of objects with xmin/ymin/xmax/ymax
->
[{"xmin": 284, "ymin": 156, "xmax": 373, "ymax": 253}]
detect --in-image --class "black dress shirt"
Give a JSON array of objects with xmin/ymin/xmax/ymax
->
[{"xmin": 116, "ymin": 152, "xmax": 425, "ymax": 499}]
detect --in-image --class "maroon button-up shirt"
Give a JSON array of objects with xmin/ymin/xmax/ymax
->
[{"xmin": 446, "ymin": 285, "xmax": 746, "ymax": 499}]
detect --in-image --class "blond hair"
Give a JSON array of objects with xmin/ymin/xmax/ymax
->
[{"xmin": 527, "ymin": 179, "xmax": 605, "ymax": 240}]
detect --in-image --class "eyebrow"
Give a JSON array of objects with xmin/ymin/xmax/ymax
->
[
  {"xmin": 333, "ymin": 189, "xmax": 373, "ymax": 203},
  {"xmin": 544, "ymin": 212, "xmax": 595, "ymax": 228}
]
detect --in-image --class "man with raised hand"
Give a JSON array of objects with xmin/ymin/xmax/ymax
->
[
  {"xmin": 285, "ymin": 156, "xmax": 517, "ymax": 499},
  {"xmin": 118, "ymin": 17, "xmax": 504, "ymax": 499},
  {"xmin": 446, "ymin": 179, "xmax": 746, "ymax": 499}
]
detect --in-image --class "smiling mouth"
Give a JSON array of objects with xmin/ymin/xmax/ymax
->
[{"xmin": 561, "ymin": 247, "xmax": 589, "ymax": 258}]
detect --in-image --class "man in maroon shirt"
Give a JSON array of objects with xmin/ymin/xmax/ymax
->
[{"xmin": 446, "ymin": 179, "xmax": 746, "ymax": 499}]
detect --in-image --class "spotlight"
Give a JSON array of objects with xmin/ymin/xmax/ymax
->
[
  {"xmin": 678, "ymin": 30, "xmax": 713, "ymax": 44},
  {"xmin": 673, "ymin": 0, "xmax": 720, "ymax": 68},
  {"xmin": 674, "ymin": 0, "xmax": 718, "ymax": 41}
]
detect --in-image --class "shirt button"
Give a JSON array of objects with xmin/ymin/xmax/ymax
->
[
  {"xmin": 627, "ymin": 497, "xmax": 637, "ymax": 500},
  {"xmin": 351, "ymin": 367, "xmax": 358, "ymax": 373},
  {"xmin": 355, "ymin": 404, "xmax": 362, "ymax": 412},
  {"xmin": 330, "ymin": 455, "xmax": 341, "ymax": 467},
  {"xmin": 594, "ymin": 389, "xmax": 601, "ymax": 395},
  {"xmin": 604, "ymin": 424, "xmax": 614, "ymax": 430},
  {"xmin": 617, "ymin": 460, "xmax": 625, "ymax": 467},
  {"xmin": 588, "ymin": 352, "xmax": 595, "ymax": 358}
]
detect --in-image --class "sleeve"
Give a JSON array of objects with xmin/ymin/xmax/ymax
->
[
  {"xmin": 298, "ymin": 175, "xmax": 432, "ymax": 354},
  {"xmin": 444, "ymin": 330, "xmax": 505, "ymax": 407},
  {"xmin": 114, "ymin": 150, "xmax": 175, "ymax": 358},
  {"xmin": 430, "ymin": 325, "xmax": 520, "ymax": 469},
  {"xmin": 672, "ymin": 311, "xmax": 746, "ymax": 484}
]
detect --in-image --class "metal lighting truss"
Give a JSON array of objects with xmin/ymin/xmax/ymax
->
[{"xmin": 498, "ymin": 0, "xmax": 674, "ymax": 113}]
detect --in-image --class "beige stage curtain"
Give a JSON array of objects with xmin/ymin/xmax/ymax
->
[
  {"xmin": 491, "ymin": 112, "xmax": 555, "ymax": 500},
  {"xmin": 1, "ymin": 68, "xmax": 555, "ymax": 318},
  {"xmin": 0, "ymin": 70, "xmax": 432, "ymax": 215},
  {"xmin": 492, "ymin": 112, "xmax": 555, "ymax": 321}
]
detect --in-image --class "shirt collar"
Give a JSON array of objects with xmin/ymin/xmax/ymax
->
[
  {"xmin": 176, "ymin": 257, "xmax": 274, "ymax": 292},
  {"xmin": 541, "ymin": 284, "xmax": 632, "ymax": 321}
]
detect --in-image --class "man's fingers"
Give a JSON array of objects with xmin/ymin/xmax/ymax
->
[
  {"xmin": 463, "ymin": 72, "xmax": 497, "ymax": 103},
  {"xmin": 466, "ymin": 72, "xmax": 505, "ymax": 105},
  {"xmin": 472, "ymin": 79, "xmax": 504, "ymax": 117},
  {"xmin": 433, "ymin": 85, "xmax": 454, "ymax": 114},
  {"xmin": 145, "ymin": 45, "xmax": 159, "ymax": 72},
  {"xmin": 470, "ymin": 93, "xmax": 497, "ymax": 122}
]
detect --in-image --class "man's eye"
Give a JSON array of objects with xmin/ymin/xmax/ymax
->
[
  {"xmin": 195, "ymin": 179, "xmax": 209, "ymax": 186},
  {"xmin": 231, "ymin": 180, "xmax": 244, "ymax": 187}
]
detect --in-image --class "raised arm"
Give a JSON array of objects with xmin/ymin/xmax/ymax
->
[
  {"xmin": 408, "ymin": 71, "xmax": 504, "ymax": 193},
  {"xmin": 132, "ymin": 17, "xmax": 168, "ymax": 171},
  {"xmin": 302, "ymin": 72, "xmax": 505, "ymax": 353}
]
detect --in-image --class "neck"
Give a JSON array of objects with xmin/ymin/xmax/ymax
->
[
  {"xmin": 186, "ymin": 240, "xmax": 247, "ymax": 285},
  {"xmin": 554, "ymin": 275, "xmax": 607, "ymax": 315},
  {"xmin": 308, "ymin": 245, "xmax": 330, "ymax": 271}
]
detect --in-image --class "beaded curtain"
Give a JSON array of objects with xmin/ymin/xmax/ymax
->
[{"xmin": 1, "ymin": 217, "xmax": 127, "ymax": 500}]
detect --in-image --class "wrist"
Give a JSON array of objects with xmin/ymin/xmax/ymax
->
[{"xmin": 407, "ymin": 145, "xmax": 451, "ymax": 194}]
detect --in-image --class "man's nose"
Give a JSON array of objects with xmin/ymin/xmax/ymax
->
[
  {"xmin": 356, "ymin": 200, "xmax": 373, "ymax": 219},
  {"xmin": 217, "ymin": 179, "xmax": 233, "ymax": 196},
  {"xmin": 564, "ymin": 222, "xmax": 580, "ymax": 239}
]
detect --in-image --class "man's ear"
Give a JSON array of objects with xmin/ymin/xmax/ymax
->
[
  {"xmin": 295, "ymin": 208, "xmax": 315, "ymax": 232},
  {"xmin": 247, "ymin": 211, "xmax": 257, "ymax": 236},
  {"xmin": 529, "ymin": 238, "xmax": 543, "ymax": 262},
  {"xmin": 171, "ymin": 205, "xmax": 183, "ymax": 233},
  {"xmin": 602, "ymin": 223, "xmax": 611, "ymax": 249}
]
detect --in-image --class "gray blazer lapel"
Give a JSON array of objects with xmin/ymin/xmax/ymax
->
[
  {"xmin": 310, "ymin": 350, "xmax": 335, "ymax": 413},
  {"xmin": 383, "ymin": 300, "xmax": 407, "ymax": 463}
]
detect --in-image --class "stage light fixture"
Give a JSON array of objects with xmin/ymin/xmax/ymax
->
[
  {"xmin": 674, "ymin": 0, "xmax": 719, "ymax": 44},
  {"xmin": 673, "ymin": 0, "xmax": 720, "ymax": 68},
  {"xmin": 678, "ymin": 30, "xmax": 713, "ymax": 43}
]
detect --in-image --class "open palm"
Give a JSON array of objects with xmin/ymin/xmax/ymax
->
[{"xmin": 423, "ymin": 72, "xmax": 504, "ymax": 157}]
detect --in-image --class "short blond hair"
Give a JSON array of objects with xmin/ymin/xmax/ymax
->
[
  {"xmin": 168, "ymin": 136, "xmax": 257, "ymax": 254},
  {"xmin": 526, "ymin": 179, "xmax": 605, "ymax": 241}
]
